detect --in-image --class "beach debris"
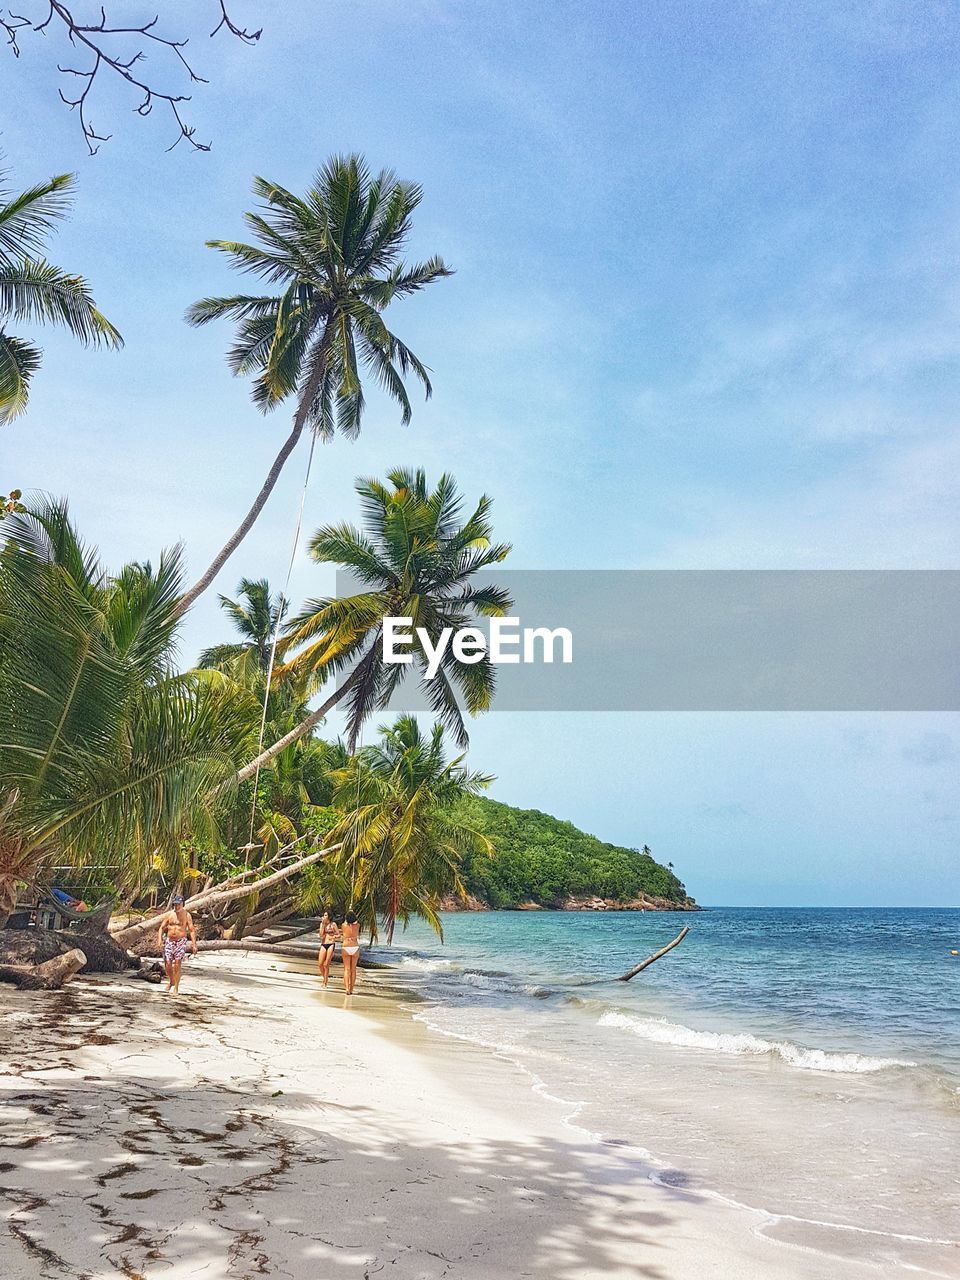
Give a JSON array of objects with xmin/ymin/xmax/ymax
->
[
  {"xmin": 616, "ymin": 926, "xmax": 690, "ymax": 981},
  {"xmin": 0, "ymin": 926, "xmax": 140, "ymax": 988},
  {"xmin": 109, "ymin": 840, "xmax": 342, "ymax": 954},
  {"xmin": 0, "ymin": 947, "xmax": 86, "ymax": 989}
]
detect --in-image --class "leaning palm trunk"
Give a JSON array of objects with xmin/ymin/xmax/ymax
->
[
  {"xmin": 111, "ymin": 840, "xmax": 341, "ymax": 951},
  {"xmin": 225, "ymin": 662, "xmax": 365, "ymax": 791},
  {"xmin": 179, "ymin": 158, "xmax": 450, "ymax": 614},
  {"xmin": 176, "ymin": 418, "xmax": 306, "ymax": 613},
  {"xmin": 176, "ymin": 326, "xmax": 333, "ymax": 613}
]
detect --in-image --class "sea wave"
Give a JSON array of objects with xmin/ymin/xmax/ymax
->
[
  {"xmin": 597, "ymin": 1010, "xmax": 916, "ymax": 1073},
  {"xmin": 453, "ymin": 969, "xmax": 551, "ymax": 997},
  {"xmin": 398, "ymin": 955, "xmax": 552, "ymax": 998},
  {"xmin": 396, "ymin": 955, "xmax": 455, "ymax": 973},
  {"xmin": 409, "ymin": 1009, "xmax": 546, "ymax": 1061}
]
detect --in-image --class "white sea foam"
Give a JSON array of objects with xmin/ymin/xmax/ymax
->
[
  {"xmin": 597, "ymin": 1010, "xmax": 916, "ymax": 1073},
  {"xmin": 409, "ymin": 1008, "xmax": 542, "ymax": 1061},
  {"xmin": 397, "ymin": 955, "xmax": 454, "ymax": 973},
  {"xmin": 400, "ymin": 958, "xmax": 548, "ymax": 997},
  {"xmin": 454, "ymin": 969, "xmax": 548, "ymax": 995}
]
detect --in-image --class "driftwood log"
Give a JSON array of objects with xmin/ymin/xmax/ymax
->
[
  {"xmin": 0, "ymin": 927, "xmax": 139, "ymax": 989},
  {"xmin": 195, "ymin": 938, "xmax": 384, "ymax": 968},
  {"xmin": 0, "ymin": 948, "xmax": 87, "ymax": 989},
  {"xmin": 617, "ymin": 925, "xmax": 689, "ymax": 981},
  {"xmin": 111, "ymin": 841, "xmax": 341, "ymax": 953}
]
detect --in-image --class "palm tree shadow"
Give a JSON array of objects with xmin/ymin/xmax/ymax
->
[{"xmin": 0, "ymin": 1052, "xmax": 687, "ymax": 1279}]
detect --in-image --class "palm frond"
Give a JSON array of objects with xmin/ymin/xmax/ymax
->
[
  {"xmin": 0, "ymin": 258, "xmax": 122, "ymax": 347},
  {"xmin": 191, "ymin": 156, "xmax": 449, "ymax": 441},
  {"xmin": 0, "ymin": 331, "xmax": 41, "ymax": 422},
  {"xmin": 185, "ymin": 294, "xmax": 279, "ymax": 327},
  {"xmin": 0, "ymin": 172, "xmax": 74, "ymax": 265}
]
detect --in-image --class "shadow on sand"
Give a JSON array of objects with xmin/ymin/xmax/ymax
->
[{"xmin": 0, "ymin": 983, "xmax": 698, "ymax": 1280}]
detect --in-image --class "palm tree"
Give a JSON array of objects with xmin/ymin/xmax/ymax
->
[
  {"xmin": 226, "ymin": 468, "xmax": 512, "ymax": 790},
  {"xmin": 198, "ymin": 577, "xmax": 286, "ymax": 677},
  {"xmin": 0, "ymin": 498, "xmax": 246, "ymax": 923},
  {"xmin": 0, "ymin": 168, "xmax": 122, "ymax": 422},
  {"xmin": 180, "ymin": 154, "xmax": 452, "ymax": 611},
  {"xmin": 327, "ymin": 715, "xmax": 493, "ymax": 942}
]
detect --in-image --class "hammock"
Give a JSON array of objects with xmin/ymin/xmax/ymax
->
[{"xmin": 42, "ymin": 889, "xmax": 115, "ymax": 931}]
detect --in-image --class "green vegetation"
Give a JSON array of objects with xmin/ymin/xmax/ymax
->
[
  {"xmin": 268, "ymin": 467, "xmax": 513, "ymax": 757},
  {"xmin": 0, "ymin": 483, "xmax": 689, "ymax": 939},
  {"xmin": 455, "ymin": 796, "xmax": 692, "ymax": 909},
  {"xmin": 0, "ymin": 499, "xmax": 245, "ymax": 924},
  {"xmin": 0, "ymin": 467, "xmax": 515, "ymax": 945},
  {"xmin": 0, "ymin": 152, "xmax": 696, "ymax": 960},
  {"xmin": 0, "ymin": 169, "xmax": 121, "ymax": 422},
  {"xmin": 180, "ymin": 155, "xmax": 452, "ymax": 610},
  {"xmin": 319, "ymin": 715, "xmax": 493, "ymax": 943}
]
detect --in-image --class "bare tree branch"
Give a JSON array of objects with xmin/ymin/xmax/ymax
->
[
  {"xmin": 210, "ymin": 0, "xmax": 261, "ymax": 43},
  {"xmin": 0, "ymin": 9, "xmax": 31, "ymax": 55},
  {"xmin": 0, "ymin": 2, "xmax": 262, "ymax": 154}
]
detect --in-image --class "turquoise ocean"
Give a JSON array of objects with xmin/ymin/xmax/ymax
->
[{"xmin": 374, "ymin": 907, "xmax": 960, "ymax": 1273}]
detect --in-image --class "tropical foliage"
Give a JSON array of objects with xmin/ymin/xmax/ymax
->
[
  {"xmin": 192, "ymin": 579, "xmax": 330, "ymax": 894},
  {"xmin": 0, "ymin": 152, "xmax": 694, "ymax": 967},
  {"xmin": 0, "ymin": 169, "xmax": 121, "ymax": 422},
  {"xmin": 229, "ymin": 466, "xmax": 513, "ymax": 793},
  {"xmin": 191, "ymin": 581, "xmax": 494, "ymax": 943},
  {"xmin": 0, "ymin": 499, "xmax": 246, "ymax": 923},
  {"xmin": 0, "ymin": 500, "xmax": 687, "ymax": 940},
  {"xmin": 454, "ymin": 797, "xmax": 692, "ymax": 909},
  {"xmin": 198, "ymin": 577, "xmax": 288, "ymax": 679},
  {"xmin": 179, "ymin": 154, "xmax": 452, "ymax": 608},
  {"xmin": 320, "ymin": 715, "xmax": 493, "ymax": 943}
]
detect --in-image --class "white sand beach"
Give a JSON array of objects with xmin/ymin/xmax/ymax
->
[{"xmin": 0, "ymin": 952, "xmax": 941, "ymax": 1280}]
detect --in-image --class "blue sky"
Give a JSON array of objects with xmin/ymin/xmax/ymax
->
[{"xmin": 4, "ymin": 0, "xmax": 958, "ymax": 904}]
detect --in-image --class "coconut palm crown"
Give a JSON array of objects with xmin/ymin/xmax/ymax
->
[
  {"xmin": 225, "ymin": 468, "xmax": 512, "ymax": 791},
  {"xmin": 198, "ymin": 577, "xmax": 287, "ymax": 677},
  {"xmin": 280, "ymin": 467, "xmax": 513, "ymax": 749},
  {"xmin": 180, "ymin": 155, "xmax": 452, "ymax": 610},
  {"xmin": 327, "ymin": 714, "xmax": 494, "ymax": 943}
]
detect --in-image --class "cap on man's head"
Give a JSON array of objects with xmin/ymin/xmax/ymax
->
[{"xmin": 172, "ymin": 895, "xmax": 185, "ymax": 906}]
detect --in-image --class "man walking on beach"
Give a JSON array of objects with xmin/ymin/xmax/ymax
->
[{"xmin": 157, "ymin": 896, "xmax": 197, "ymax": 995}]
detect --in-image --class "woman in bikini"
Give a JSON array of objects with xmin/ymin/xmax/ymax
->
[
  {"xmin": 317, "ymin": 910, "xmax": 340, "ymax": 987},
  {"xmin": 340, "ymin": 911, "xmax": 361, "ymax": 995}
]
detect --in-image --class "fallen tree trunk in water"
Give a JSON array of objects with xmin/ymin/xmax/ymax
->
[
  {"xmin": 0, "ymin": 948, "xmax": 86, "ymax": 989},
  {"xmin": 617, "ymin": 925, "xmax": 689, "ymax": 981}
]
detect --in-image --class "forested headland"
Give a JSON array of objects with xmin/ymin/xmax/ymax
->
[{"xmin": 453, "ymin": 797, "xmax": 698, "ymax": 911}]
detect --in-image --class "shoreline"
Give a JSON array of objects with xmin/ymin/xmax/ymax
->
[
  {"xmin": 0, "ymin": 950, "xmax": 950, "ymax": 1279},
  {"xmin": 440, "ymin": 896, "xmax": 701, "ymax": 912}
]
